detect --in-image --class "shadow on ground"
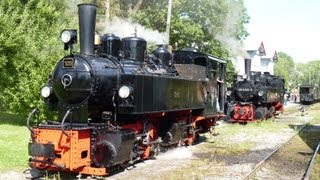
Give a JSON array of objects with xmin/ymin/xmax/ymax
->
[{"xmin": 0, "ymin": 112, "xmax": 26, "ymax": 126}]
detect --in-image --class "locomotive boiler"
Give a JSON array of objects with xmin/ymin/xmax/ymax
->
[
  {"xmin": 226, "ymin": 59, "xmax": 285, "ymax": 122},
  {"xmin": 27, "ymin": 4, "xmax": 226, "ymax": 176}
]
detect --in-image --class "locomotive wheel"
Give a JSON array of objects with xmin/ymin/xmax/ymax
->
[
  {"xmin": 268, "ymin": 106, "xmax": 276, "ymax": 118},
  {"xmin": 93, "ymin": 140, "xmax": 117, "ymax": 168},
  {"xmin": 142, "ymin": 122, "xmax": 158, "ymax": 159},
  {"xmin": 224, "ymin": 104, "xmax": 235, "ymax": 123},
  {"xmin": 185, "ymin": 126, "xmax": 199, "ymax": 145},
  {"xmin": 254, "ymin": 107, "xmax": 268, "ymax": 120}
]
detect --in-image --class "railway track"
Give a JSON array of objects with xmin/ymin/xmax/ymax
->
[
  {"xmin": 242, "ymin": 123, "xmax": 309, "ymax": 180},
  {"xmin": 303, "ymin": 140, "xmax": 320, "ymax": 180}
]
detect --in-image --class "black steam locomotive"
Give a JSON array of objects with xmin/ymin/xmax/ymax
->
[
  {"xmin": 27, "ymin": 4, "xmax": 226, "ymax": 176},
  {"xmin": 225, "ymin": 59, "xmax": 285, "ymax": 122}
]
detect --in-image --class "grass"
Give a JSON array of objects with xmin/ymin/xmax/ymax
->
[
  {"xmin": 311, "ymin": 154, "xmax": 320, "ymax": 180},
  {"xmin": 206, "ymin": 120, "xmax": 288, "ymax": 155},
  {"xmin": 0, "ymin": 112, "xmax": 30, "ymax": 172},
  {"xmin": 297, "ymin": 104, "xmax": 320, "ymax": 179},
  {"xmin": 0, "ymin": 125, "xmax": 30, "ymax": 171},
  {"xmin": 305, "ymin": 105, "xmax": 320, "ymax": 180}
]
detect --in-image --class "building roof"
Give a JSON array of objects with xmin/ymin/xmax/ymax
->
[{"xmin": 245, "ymin": 41, "xmax": 278, "ymax": 61}]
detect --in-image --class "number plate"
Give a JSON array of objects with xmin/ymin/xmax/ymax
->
[{"xmin": 63, "ymin": 58, "xmax": 74, "ymax": 68}]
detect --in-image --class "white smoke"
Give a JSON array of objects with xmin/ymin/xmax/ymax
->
[
  {"xmin": 214, "ymin": 1, "xmax": 248, "ymax": 57},
  {"xmin": 157, "ymin": 147, "xmax": 193, "ymax": 160},
  {"xmin": 104, "ymin": 17, "xmax": 167, "ymax": 45}
]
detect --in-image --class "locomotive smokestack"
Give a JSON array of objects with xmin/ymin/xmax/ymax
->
[
  {"xmin": 244, "ymin": 58, "xmax": 251, "ymax": 80},
  {"xmin": 78, "ymin": 3, "xmax": 97, "ymax": 55}
]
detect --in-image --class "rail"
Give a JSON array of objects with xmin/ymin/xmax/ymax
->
[
  {"xmin": 303, "ymin": 140, "xmax": 320, "ymax": 180},
  {"xmin": 242, "ymin": 123, "xmax": 308, "ymax": 180}
]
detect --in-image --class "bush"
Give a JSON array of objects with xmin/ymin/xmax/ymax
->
[{"xmin": 0, "ymin": 0, "xmax": 77, "ymax": 118}]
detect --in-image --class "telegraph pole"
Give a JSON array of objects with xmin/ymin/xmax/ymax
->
[
  {"xmin": 105, "ymin": 0, "xmax": 110, "ymax": 22},
  {"xmin": 166, "ymin": 0, "xmax": 173, "ymax": 44}
]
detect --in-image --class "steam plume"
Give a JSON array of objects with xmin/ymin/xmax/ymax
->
[
  {"xmin": 104, "ymin": 17, "xmax": 167, "ymax": 45},
  {"xmin": 213, "ymin": 1, "xmax": 248, "ymax": 57}
]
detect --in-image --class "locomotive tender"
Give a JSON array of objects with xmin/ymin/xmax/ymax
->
[
  {"xmin": 226, "ymin": 59, "xmax": 285, "ymax": 122},
  {"xmin": 27, "ymin": 4, "xmax": 226, "ymax": 176}
]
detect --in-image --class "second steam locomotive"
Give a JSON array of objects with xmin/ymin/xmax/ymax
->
[
  {"xmin": 27, "ymin": 4, "xmax": 226, "ymax": 176},
  {"xmin": 226, "ymin": 59, "xmax": 285, "ymax": 123}
]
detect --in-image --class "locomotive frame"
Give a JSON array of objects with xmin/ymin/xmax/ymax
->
[{"xmin": 27, "ymin": 3, "xmax": 226, "ymax": 176}]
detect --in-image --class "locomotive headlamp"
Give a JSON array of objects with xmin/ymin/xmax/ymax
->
[
  {"xmin": 61, "ymin": 30, "xmax": 71, "ymax": 43},
  {"xmin": 60, "ymin": 29, "xmax": 77, "ymax": 44},
  {"xmin": 118, "ymin": 85, "xmax": 132, "ymax": 99},
  {"xmin": 258, "ymin": 91, "xmax": 264, "ymax": 96},
  {"xmin": 226, "ymin": 91, "xmax": 232, "ymax": 96},
  {"xmin": 41, "ymin": 86, "xmax": 52, "ymax": 98},
  {"xmin": 242, "ymin": 74, "xmax": 248, "ymax": 79}
]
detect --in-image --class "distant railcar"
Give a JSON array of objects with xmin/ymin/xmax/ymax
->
[{"xmin": 299, "ymin": 84, "xmax": 320, "ymax": 104}]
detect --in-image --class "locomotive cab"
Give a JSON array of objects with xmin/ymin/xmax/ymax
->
[{"xmin": 173, "ymin": 50, "xmax": 226, "ymax": 115}]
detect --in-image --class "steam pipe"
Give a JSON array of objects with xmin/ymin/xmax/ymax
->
[
  {"xmin": 244, "ymin": 58, "xmax": 251, "ymax": 80},
  {"xmin": 78, "ymin": 3, "xmax": 97, "ymax": 55}
]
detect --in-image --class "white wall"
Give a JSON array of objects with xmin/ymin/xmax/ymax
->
[{"xmin": 232, "ymin": 50, "xmax": 275, "ymax": 75}]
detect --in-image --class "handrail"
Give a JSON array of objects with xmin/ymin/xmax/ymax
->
[
  {"xmin": 27, "ymin": 108, "xmax": 39, "ymax": 134},
  {"xmin": 61, "ymin": 109, "xmax": 71, "ymax": 137}
]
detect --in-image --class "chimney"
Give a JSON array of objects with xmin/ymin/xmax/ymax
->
[
  {"xmin": 78, "ymin": 3, "xmax": 97, "ymax": 55},
  {"xmin": 244, "ymin": 58, "xmax": 251, "ymax": 80}
]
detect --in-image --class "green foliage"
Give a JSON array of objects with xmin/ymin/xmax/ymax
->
[
  {"xmin": 274, "ymin": 52, "xmax": 295, "ymax": 89},
  {"xmin": 0, "ymin": 0, "xmax": 77, "ymax": 116},
  {"xmin": 130, "ymin": 0, "xmax": 249, "ymax": 83},
  {"xmin": 295, "ymin": 60, "xmax": 320, "ymax": 87},
  {"xmin": 0, "ymin": 0, "xmax": 249, "ymax": 117},
  {"xmin": 131, "ymin": 0, "xmax": 248, "ymax": 54},
  {"xmin": 274, "ymin": 50, "xmax": 320, "ymax": 90},
  {"xmin": 275, "ymin": 51, "xmax": 320, "ymax": 90}
]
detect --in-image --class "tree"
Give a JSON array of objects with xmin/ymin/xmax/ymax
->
[
  {"xmin": 95, "ymin": 0, "xmax": 144, "ymax": 19},
  {"xmin": 295, "ymin": 60, "xmax": 320, "ymax": 87},
  {"xmin": 0, "ymin": 0, "xmax": 76, "ymax": 117},
  {"xmin": 0, "ymin": 0, "xmax": 249, "ymax": 117},
  {"xmin": 274, "ymin": 52, "xmax": 295, "ymax": 89},
  {"xmin": 130, "ymin": 0, "xmax": 249, "ymax": 82}
]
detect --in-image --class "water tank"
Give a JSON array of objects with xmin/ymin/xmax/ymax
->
[
  {"xmin": 122, "ymin": 37, "xmax": 147, "ymax": 61},
  {"xmin": 101, "ymin": 34, "xmax": 121, "ymax": 56},
  {"xmin": 152, "ymin": 44, "xmax": 172, "ymax": 66}
]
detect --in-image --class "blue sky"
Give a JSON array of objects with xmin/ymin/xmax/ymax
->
[{"xmin": 243, "ymin": 0, "xmax": 320, "ymax": 63}]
